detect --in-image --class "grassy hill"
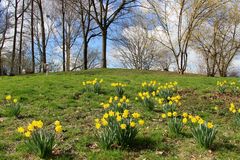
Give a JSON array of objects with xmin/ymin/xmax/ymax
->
[{"xmin": 0, "ymin": 69, "xmax": 239, "ymax": 159}]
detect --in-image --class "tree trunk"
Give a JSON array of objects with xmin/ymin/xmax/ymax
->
[
  {"xmin": 11, "ymin": 0, "xmax": 18, "ymax": 75},
  {"xmin": 66, "ymin": 26, "xmax": 71, "ymax": 71},
  {"xmin": 102, "ymin": 29, "xmax": 107, "ymax": 68},
  {"xmin": 38, "ymin": 0, "xmax": 46, "ymax": 73},
  {"xmin": 83, "ymin": 37, "xmax": 88, "ymax": 70},
  {"xmin": 62, "ymin": 0, "xmax": 66, "ymax": 72},
  {"xmin": 31, "ymin": 0, "xmax": 35, "ymax": 73},
  {"xmin": 18, "ymin": 0, "xmax": 25, "ymax": 74}
]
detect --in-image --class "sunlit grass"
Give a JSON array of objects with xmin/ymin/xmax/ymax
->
[{"xmin": 0, "ymin": 69, "xmax": 239, "ymax": 159}]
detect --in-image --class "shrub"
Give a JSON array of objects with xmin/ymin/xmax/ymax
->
[
  {"xmin": 95, "ymin": 110, "xmax": 144, "ymax": 149},
  {"xmin": 0, "ymin": 95, "xmax": 21, "ymax": 117},
  {"xmin": 111, "ymin": 83, "xmax": 127, "ymax": 97},
  {"xmin": 82, "ymin": 78, "xmax": 103, "ymax": 94},
  {"xmin": 17, "ymin": 120, "xmax": 63, "ymax": 158}
]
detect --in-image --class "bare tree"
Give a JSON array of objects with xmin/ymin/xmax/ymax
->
[
  {"xmin": 147, "ymin": 0, "xmax": 224, "ymax": 74},
  {"xmin": 35, "ymin": 0, "xmax": 47, "ymax": 72},
  {"xmin": 193, "ymin": 2, "xmax": 240, "ymax": 77},
  {"xmin": 89, "ymin": 0, "xmax": 136, "ymax": 68},
  {"xmin": 31, "ymin": 0, "xmax": 35, "ymax": 73},
  {"xmin": 0, "ymin": 1, "xmax": 11, "ymax": 75}
]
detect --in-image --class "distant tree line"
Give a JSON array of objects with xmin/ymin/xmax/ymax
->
[{"xmin": 0, "ymin": 0, "xmax": 239, "ymax": 77}]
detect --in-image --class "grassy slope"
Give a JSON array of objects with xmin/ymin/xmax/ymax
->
[{"xmin": 0, "ymin": 69, "xmax": 239, "ymax": 160}]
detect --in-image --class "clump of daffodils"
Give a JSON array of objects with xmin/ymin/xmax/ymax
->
[
  {"xmin": 111, "ymin": 82, "xmax": 127, "ymax": 97},
  {"xmin": 229, "ymin": 102, "xmax": 240, "ymax": 125},
  {"xmin": 142, "ymin": 81, "xmax": 157, "ymax": 92},
  {"xmin": 157, "ymin": 81, "xmax": 178, "ymax": 100},
  {"xmin": 216, "ymin": 80, "xmax": 239, "ymax": 94},
  {"xmin": 161, "ymin": 111, "xmax": 184, "ymax": 136},
  {"xmin": 184, "ymin": 113, "xmax": 217, "ymax": 149},
  {"xmin": 229, "ymin": 81, "xmax": 239, "ymax": 95},
  {"xmin": 17, "ymin": 120, "xmax": 63, "ymax": 158},
  {"xmin": 158, "ymin": 95, "xmax": 181, "ymax": 112},
  {"xmin": 82, "ymin": 78, "xmax": 103, "ymax": 94},
  {"xmin": 100, "ymin": 96, "xmax": 130, "ymax": 113},
  {"xmin": 0, "ymin": 95, "xmax": 21, "ymax": 117},
  {"xmin": 217, "ymin": 80, "xmax": 228, "ymax": 94},
  {"xmin": 136, "ymin": 91, "xmax": 156, "ymax": 110},
  {"xmin": 95, "ymin": 110, "xmax": 144, "ymax": 148}
]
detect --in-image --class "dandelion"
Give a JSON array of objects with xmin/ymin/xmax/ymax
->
[{"xmin": 54, "ymin": 120, "xmax": 61, "ymax": 126}]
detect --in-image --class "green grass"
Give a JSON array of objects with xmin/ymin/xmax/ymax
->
[{"xmin": 0, "ymin": 68, "xmax": 240, "ymax": 159}]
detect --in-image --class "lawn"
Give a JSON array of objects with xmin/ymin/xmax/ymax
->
[{"xmin": 0, "ymin": 69, "xmax": 240, "ymax": 160}]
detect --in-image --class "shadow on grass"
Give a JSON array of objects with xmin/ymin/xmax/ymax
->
[
  {"xmin": 51, "ymin": 151, "xmax": 76, "ymax": 160},
  {"xmin": 212, "ymin": 142, "xmax": 240, "ymax": 152},
  {"xmin": 129, "ymin": 136, "xmax": 157, "ymax": 151}
]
